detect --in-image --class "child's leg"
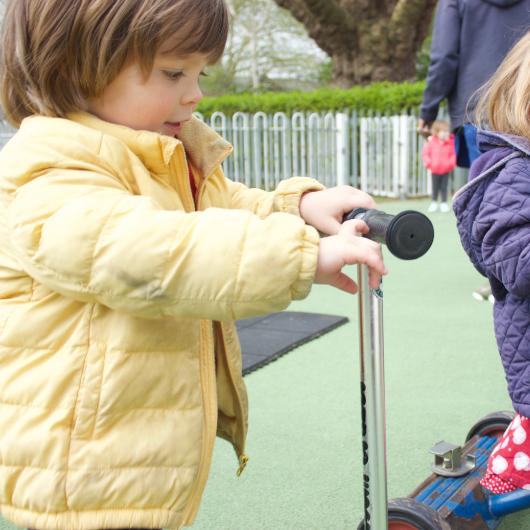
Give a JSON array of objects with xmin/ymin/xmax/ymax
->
[
  {"xmin": 431, "ymin": 173, "xmax": 440, "ymax": 201},
  {"xmin": 481, "ymin": 413, "xmax": 530, "ymax": 494},
  {"xmin": 438, "ymin": 173, "xmax": 450, "ymax": 212},
  {"xmin": 438, "ymin": 173, "xmax": 450, "ymax": 203},
  {"xmin": 428, "ymin": 173, "xmax": 440, "ymax": 212}
]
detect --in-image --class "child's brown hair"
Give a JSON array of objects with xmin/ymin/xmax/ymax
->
[
  {"xmin": 431, "ymin": 120, "xmax": 450, "ymax": 135},
  {"xmin": 475, "ymin": 29, "xmax": 530, "ymax": 139},
  {"xmin": 0, "ymin": 0, "xmax": 229, "ymax": 127}
]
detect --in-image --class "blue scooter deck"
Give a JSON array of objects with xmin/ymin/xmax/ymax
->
[{"xmin": 410, "ymin": 435, "xmax": 500, "ymax": 529}]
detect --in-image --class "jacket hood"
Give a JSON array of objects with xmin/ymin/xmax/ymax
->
[
  {"xmin": 453, "ymin": 130, "xmax": 528, "ymax": 277},
  {"xmin": 481, "ymin": 0, "xmax": 524, "ymax": 6}
]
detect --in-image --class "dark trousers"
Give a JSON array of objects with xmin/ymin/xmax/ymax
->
[{"xmin": 431, "ymin": 172, "xmax": 449, "ymax": 202}]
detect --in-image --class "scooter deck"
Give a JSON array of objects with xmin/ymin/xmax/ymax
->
[{"xmin": 409, "ymin": 434, "xmax": 500, "ymax": 530}]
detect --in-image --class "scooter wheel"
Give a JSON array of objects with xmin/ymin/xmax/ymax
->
[
  {"xmin": 356, "ymin": 498, "xmax": 448, "ymax": 530},
  {"xmin": 465, "ymin": 410, "xmax": 515, "ymax": 442}
]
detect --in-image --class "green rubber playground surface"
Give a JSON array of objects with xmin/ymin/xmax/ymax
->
[{"xmin": 1, "ymin": 197, "xmax": 529, "ymax": 530}]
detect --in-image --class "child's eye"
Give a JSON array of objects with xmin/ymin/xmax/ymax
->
[
  {"xmin": 163, "ymin": 70, "xmax": 183, "ymax": 81},
  {"xmin": 200, "ymin": 71, "xmax": 209, "ymax": 78}
]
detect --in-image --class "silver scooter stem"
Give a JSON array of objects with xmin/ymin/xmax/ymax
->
[
  {"xmin": 358, "ymin": 265, "xmax": 388, "ymax": 530},
  {"xmin": 345, "ymin": 208, "xmax": 433, "ymax": 530}
]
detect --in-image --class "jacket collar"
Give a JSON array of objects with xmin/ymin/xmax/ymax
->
[
  {"xmin": 68, "ymin": 112, "xmax": 233, "ymax": 179},
  {"xmin": 477, "ymin": 130, "xmax": 530, "ymax": 157}
]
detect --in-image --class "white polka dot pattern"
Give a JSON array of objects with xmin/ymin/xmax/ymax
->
[
  {"xmin": 492, "ymin": 455, "xmax": 509, "ymax": 474},
  {"xmin": 514, "ymin": 426, "xmax": 527, "ymax": 444},
  {"xmin": 481, "ymin": 413, "xmax": 530, "ymax": 495},
  {"xmin": 514, "ymin": 452, "xmax": 530, "ymax": 471}
]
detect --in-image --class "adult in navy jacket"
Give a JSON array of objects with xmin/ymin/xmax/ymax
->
[{"xmin": 418, "ymin": 0, "xmax": 529, "ymax": 167}]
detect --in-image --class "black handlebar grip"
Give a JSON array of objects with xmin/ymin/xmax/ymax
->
[{"xmin": 343, "ymin": 208, "xmax": 434, "ymax": 260}]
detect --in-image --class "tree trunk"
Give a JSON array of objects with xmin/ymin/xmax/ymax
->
[{"xmin": 271, "ymin": 0, "xmax": 437, "ymax": 86}]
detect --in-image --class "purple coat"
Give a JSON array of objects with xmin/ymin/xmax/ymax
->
[{"xmin": 453, "ymin": 131, "xmax": 530, "ymax": 416}]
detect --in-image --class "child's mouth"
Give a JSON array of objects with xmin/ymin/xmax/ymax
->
[{"xmin": 164, "ymin": 122, "xmax": 182, "ymax": 135}]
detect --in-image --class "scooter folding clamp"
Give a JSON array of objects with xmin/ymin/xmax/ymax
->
[{"xmin": 430, "ymin": 440, "xmax": 476, "ymax": 477}]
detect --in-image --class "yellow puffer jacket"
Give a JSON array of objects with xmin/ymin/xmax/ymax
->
[{"xmin": 0, "ymin": 112, "xmax": 323, "ymax": 530}]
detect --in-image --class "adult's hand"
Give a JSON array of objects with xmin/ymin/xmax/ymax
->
[{"xmin": 417, "ymin": 118, "xmax": 432, "ymax": 139}]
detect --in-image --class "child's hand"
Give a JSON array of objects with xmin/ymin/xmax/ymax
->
[
  {"xmin": 299, "ymin": 185, "xmax": 376, "ymax": 236},
  {"xmin": 315, "ymin": 219, "xmax": 387, "ymax": 294}
]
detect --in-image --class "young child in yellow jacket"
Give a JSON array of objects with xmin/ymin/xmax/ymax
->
[{"xmin": 0, "ymin": 1, "xmax": 386, "ymax": 529}]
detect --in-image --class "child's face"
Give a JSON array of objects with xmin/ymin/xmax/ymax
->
[
  {"xmin": 436, "ymin": 129, "xmax": 450, "ymax": 141},
  {"xmin": 86, "ymin": 52, "xmax": 208, "ymax": 137}
]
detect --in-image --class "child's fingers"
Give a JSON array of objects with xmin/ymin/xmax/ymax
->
[
  {"xmin": 339, "ymin": 186, "xmax": 376, "ymax": 212},
  {"xmin": 315, "ymin": 233, "xmax": 386, "ymax": 293},
  {"xmin": 340, "ymin": 218, "xmax": 369, "ymax": 236},
  {"xmin": 329, "ymin": 272, "xmax": 359, "ymax": 294},
  {"xmin": 368, "ymin": 267, "xmax": 384, "ymax": 289},
  {"xmin": 319, "ymin": 217, "xmax": 342, "ymax": 236},
  {"xmin": 320, "ymin": 214, "xmax": 371, "ymax": 238},
  {"xmin": 349, "ymin": 238, "xmax": 387, "ymax": 289},
  {"xmin": 347, "ymin": 237, "xmax": 387, "ymax": 277}
]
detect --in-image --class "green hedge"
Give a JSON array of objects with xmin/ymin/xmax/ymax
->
[{"xmin": 197, "ymin": 81, "xmax": 426, "ymax": 117}]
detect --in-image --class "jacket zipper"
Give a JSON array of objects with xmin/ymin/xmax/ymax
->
[
  {"xmin": 174, "ymin": 152, "xmax": 218, "ymax": 524},
  {"xmin": 174, "ymin": 147, "xmax": 247, "ymax": 524},
  {"xmin": 218, "ymin": 322, "xmax": 248, "ymax": 475},
  {"xmin": 182, "ymin": 321, "xmax": 217, "ymax": 525},
  {"xmin": 193, "ymin": 162, "xmax": 249, "ymax": 474},
  {"xmin": 191, "ymin": 161, "xmax": 249, "ymax": 475},
  {"xmin": 172, "ymin": 145, "xmax": 195, "ymax": 212}
]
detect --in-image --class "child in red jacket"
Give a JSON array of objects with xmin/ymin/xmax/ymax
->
[{"xmin": 422, "ymin": 120, "xmax": 457, "ymax": 213}]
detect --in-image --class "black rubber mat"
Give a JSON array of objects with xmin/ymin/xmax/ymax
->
[{"xmin": 236, "ymin": 311, "xmax": 348, "ymax": 375}]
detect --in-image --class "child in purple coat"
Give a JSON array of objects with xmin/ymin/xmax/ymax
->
[{"xmin": 453, "ymin": 30, "xmax": 530, "ymax": 494}]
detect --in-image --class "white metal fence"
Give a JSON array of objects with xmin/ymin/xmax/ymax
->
[
  {"xmin": 0, "ymin": 110, "xmax": 441, "ymax": 198},
  {"xmin": 193, "ymin": 110, "xmax": 431, "ymax": 198}
]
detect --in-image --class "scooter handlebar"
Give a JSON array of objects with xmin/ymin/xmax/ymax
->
[{"xmin": 343, "ymin": 208, "xmax": 434, "ymax": 260}]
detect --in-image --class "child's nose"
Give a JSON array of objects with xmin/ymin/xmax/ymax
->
[{"xmin": 182, "ymin": 82, "xmax": 203, "ymax": 106}]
